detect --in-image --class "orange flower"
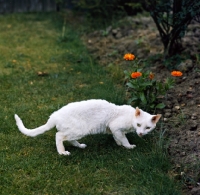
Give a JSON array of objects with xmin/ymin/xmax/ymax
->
[
  {"xmin": 124, "ymin": 53, "xmax": 135, "ymax": 61},
  {"xmin": 171, "ymin": 71, "xmax": 183, "ymax": 77},
  {"xmin": 149, "ymin": 73, "xmax": 154, "ymax": 80},
  {"xmin": 131, "ymin": 72, "xmax": 142, "ymax": 79}
]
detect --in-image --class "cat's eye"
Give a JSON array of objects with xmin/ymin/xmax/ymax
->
[
  {"xmin": 146, "ymin": 127, "xmax": 150, "ymax": 130},
  {"xmin": 137, "ymin": 123, "xmax": 141, "ymax": 127}
]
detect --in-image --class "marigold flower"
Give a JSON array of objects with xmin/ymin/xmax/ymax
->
[
  {"xmin": 124, "ymin": 53, "xmax": 135, "ymax": 61},
  {"xmin": 131, "ymin": 72, "xmax": 142, "ymax": 79},
  {"xmin": 149, "ymin": 73, "xmax": 154, "ymax": 80},
  {"xmin": 171, "ymin": 71, "xmax": 183, "ymax": 77}
]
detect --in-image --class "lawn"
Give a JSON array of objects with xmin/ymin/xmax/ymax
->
[{"xmin": 0, "ymin": 12, "xmax": 182, "ymax": 194}]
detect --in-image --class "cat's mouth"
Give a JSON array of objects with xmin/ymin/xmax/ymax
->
[{"xmin": 138, "ymin": 133, "xmax": 143, "ymax": 137}]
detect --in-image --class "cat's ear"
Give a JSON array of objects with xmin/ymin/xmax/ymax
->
[
  {"xmin": 151, "ymin": 114, "xmax": 162, "ymax": 123},
  {"xmin": 135, "ymin": 107, "xmax": 141, "ymax": 117}
]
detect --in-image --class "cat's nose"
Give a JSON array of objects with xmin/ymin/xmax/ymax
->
[{"xmin": 139, "ymin": 133, "xmax": 143, "ymax": 137}]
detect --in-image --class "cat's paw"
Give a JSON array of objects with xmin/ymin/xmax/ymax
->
[
  {"xmin": 125, "ymin": 144, "xmax": 136, "ymax": 149},
  {"xmin": 79, "ymin": 144, "xmax": 87, "ymax": 148},
  {"xmin": 60, "ymin": 151, "xmax": 71, "ymax": 155}
]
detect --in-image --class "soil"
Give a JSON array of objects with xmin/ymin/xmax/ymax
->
[{"xmin": 82, "ymin": 16, "xmax": 200, "ymax": 194}]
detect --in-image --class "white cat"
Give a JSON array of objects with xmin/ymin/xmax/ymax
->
[{"xmin": 15, "ymin": 99, "xmax": 161, "ymax": 155}]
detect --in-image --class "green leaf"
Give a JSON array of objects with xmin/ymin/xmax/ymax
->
[
  {"xmin": 139, "ymin": 92, "xmax": 147, "ymax": 104},
  {"xmin": 140, "ymin": 82, "xmax": 152, "ymax": 87},
  {"xmin": 124, "ymin": 70, "xmax": 129, "ymax": 75},
  {"xmin": 150, "ymin": 104, "xmax": 155, "ymax": 108},
  {"xmin": 155, "ymin": 103, "xmax": 165, "ymax": 109},
  {"xmin": 137, "ymin": 68, "xmax": 143, "ymax": 72},
  {"xmin": 126, "ymin": 82, "xmax": 134, "ymax": 88},
  {"xmin": 127, "ymin": 96, "xmax": 138, "ymax": 104},
  {"xmin": 124, "ymin": 70, "xmax": 130, "ymax": 79}
]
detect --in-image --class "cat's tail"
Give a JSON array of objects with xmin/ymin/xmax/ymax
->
[{"xmin": 14, "ymin": 114, "xmax": 55, "ymax": 137}]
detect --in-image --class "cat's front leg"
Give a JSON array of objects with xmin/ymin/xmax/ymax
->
[
  {"xmin": 113, "ymin": 131, "xmax": 136, "ymax": 149},
  {"xmin": 113, "ymin": 136, "xmax": 122, "ymax": 146},
  {"xmin": 124, "ymin": 143, "xmax": 136, "ymax": 149}
]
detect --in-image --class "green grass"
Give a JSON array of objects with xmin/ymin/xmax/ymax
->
[{"xmin": 0, "ymin": 13, "xmax": 182, "ymax": 195}]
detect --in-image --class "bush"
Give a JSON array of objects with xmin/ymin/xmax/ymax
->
[
  {"xmin": 143, "ymin": 0, "xmax": 200, "ymax": 58},
  {"xmin": 69, "ymin": 0, "xmax": 143, "ymax": 28}
]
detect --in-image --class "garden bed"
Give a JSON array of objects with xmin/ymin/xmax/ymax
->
[{"xmin": 82, "ymin": 15, "xmax": 200, "ymax": 194}]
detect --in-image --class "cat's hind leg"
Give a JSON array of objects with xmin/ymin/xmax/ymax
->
[
  {"xmin": 55, "ymin": 132, "xmax": 71, "ymax": 155},
  {"xmin": 68, "ymin": 140, "xmax": 87, "ymax": 149}
]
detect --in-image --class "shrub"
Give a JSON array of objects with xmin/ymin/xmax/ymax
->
[
  {"xmin": 142, "ymin": 0, "xmax": 200, "ymax": 57},
  {"xmin": 68, "ymin": 0, "xmax": 143, "ymax": 28}
]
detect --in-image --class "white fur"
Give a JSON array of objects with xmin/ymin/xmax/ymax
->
[{"xmin": 15, "ymin": 99, "xmax": 161, "ymax": 155}]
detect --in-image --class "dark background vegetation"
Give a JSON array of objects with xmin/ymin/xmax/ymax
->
[
  {"xmin": 69, "ymin": 0, "xmax": 200, "ymax": 58},
  {"xmin": 1, "ymin": 0, "xmax": 199, "ymax": 58}
]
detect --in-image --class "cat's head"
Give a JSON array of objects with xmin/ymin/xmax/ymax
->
[{"xmin": 133, "ymin": 107, "xmax": 161, "ymax": 137}]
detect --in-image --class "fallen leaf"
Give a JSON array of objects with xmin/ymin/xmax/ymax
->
[
  {"xmin": 175, "ymin": 106, "xmax": 180, "ymax": 110},
  {"xmin": 37, "ymin": 71, "xmax": 48, "ymax": 76}
]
